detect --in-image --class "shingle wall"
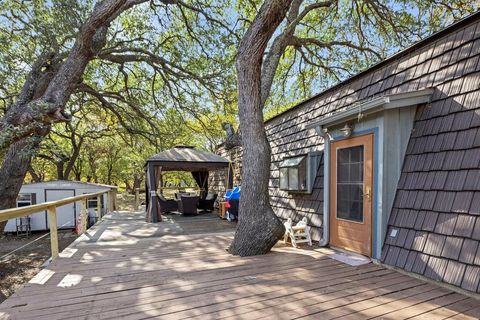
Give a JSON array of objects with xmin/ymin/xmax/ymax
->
[
  {"xmin": 216, "ymin": 14, "xmax": 480, "ymax": 293},
  {"xmin": 380, "ymin": 26, "xmax": 480, "ymax": 292},
  {"xmin": 209, "ymin": 145, "xmax": 242, "ymax": 200}
]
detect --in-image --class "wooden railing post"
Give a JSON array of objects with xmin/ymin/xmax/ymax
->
[
  {"xmin": 108, "ymin": 191, "xmax": 112, "ymax": 213},
  {"xmin": 96, "ymin": 195, "xmax": 102, "ymax": 221},
  {"xmin": 47, "ymin": 206, "xmax": 59, "ymax": 259},
  {"xmin": 113, "ymin": 189, "xmax": 117, "ymax": 211},
  {"xmin": 108, "ymin": 190, "xmax": 114, "ymax": 213},
  {"xmin": 80, "ymin": 198, "xmax": 88, "ymax": 233},
  {"xmin": 134, "ymin": 188, "xmax": 140, "ymax": 210}
]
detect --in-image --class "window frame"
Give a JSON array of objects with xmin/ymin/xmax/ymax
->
[
  {"xmin": 17, "ymin": 193, "xmax": 32, "ymax": 208},
  {"xmin": 279, "ymin": 152, "xmax": 321, "ymax": 194},
  {"xmin": 86, "ymin": 196, "xmax": 104, "ymax": 209},
  {"xmin": 335, "ymin": 145, "xmax": 365, "ymax": 223},
  {"xmin": 87, "ymin": 198, "xmax": 98, "ymax": 209}
]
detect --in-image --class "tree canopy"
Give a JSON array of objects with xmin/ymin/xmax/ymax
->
[{"xmin": 0, "ymin": 0, "xmax": 477, "ymax": 193}]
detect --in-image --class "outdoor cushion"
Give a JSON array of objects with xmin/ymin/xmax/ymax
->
[
  {"xmin": 199, "ymin": 194, "xmax": 217, "ymax": 212},
  {"xmin": 205, "ymin": 193, "xmax": 215, "ymax": 200},
  {"xmin": 178, "ymin": 195, "xmax": 199, "ymax": 215}
]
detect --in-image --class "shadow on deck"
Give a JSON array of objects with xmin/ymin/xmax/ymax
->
[
  {"xmin": 0, "ymin": 210, "xmax": 479, "ymax": 320},
  {"xmin": 81, "ymin": 210, "xmax": 237, "ymax": 244}
]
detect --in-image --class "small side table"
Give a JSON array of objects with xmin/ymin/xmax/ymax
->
[{"xmin": 219, "ymin": 201, "xmax": 226, "ymax": 219}]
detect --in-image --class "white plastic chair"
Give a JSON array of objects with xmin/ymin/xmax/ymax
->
[{"xmin": 283, "ymin": 217, "xmax": 312, "ymax": 248}]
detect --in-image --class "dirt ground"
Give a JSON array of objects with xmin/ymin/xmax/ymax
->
[
  {"xmin": 0, "ymin": 230, "xmax": 78, "ymax": 303},
  {"xmin": 116, "ymin": 192, "xmax": 145, "ymax": 211}
]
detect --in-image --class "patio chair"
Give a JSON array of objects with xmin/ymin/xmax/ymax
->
[
  {"xmin": 283, "ymin": 217, "xmax": 312, "ymax": 248},
  {"xmin": 178, "ymin": 195, "xmax": 199, "ymax": 215},
  {"xmin": 175, "ymin": 192, "xmax": 186, "ymax": 200},
  {"xmin": 198, "ymin": 193, "xmax": 217, "ymax": 212},
  {"xmin": 158, "ymin": 194, "xmax": 178, "ymax": 214},
  {"xmin": 16, "ymin": 216, "xmax": 31, "ymax": 236}
]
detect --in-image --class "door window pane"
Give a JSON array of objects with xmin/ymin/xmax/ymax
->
[{"xmin": 337, "ymin": 145, "xmax": 364, "ymax": 222}]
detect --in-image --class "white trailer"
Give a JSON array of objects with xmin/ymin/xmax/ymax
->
[{"xmin": 3, "ymin": 180, "xmax": 117, "ymax": 233}]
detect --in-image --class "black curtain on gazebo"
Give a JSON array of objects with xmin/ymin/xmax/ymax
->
[
  {"xmin": 145, "ymin": 171, "xmax": 149, "ymax": 209},
  {"xmin": 192, "ymin": 171, "xmax": 209, "ymax": 199},
  {"xmin": 227, "ymin": 162, "xmax": 234, "ymax": 190},
  {"xmin": 145, "ymin": 163, "xmax": 162, "ymax": 223}
]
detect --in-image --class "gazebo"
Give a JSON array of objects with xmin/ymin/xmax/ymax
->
[{"xmin": 145, "ymin": 145, "xmax": 231, "ymax": 222}]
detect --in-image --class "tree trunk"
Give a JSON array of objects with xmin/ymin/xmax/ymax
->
[
  {"xmin": 229, "ymin": 0, "xmax": 293, "ymax": 256},
  {"xmin": 107, "ymin": 164, "xmax": 113, "ymax": 185},
  {"xmin": 64, "ymin": 138, "xmax": 83, "ymax": 180},
  {"xmin": 133, "ymin": 175, "xmax": 142, "ymax": 193},
  {"xmin": 57, "ymin": 160, "xmax": 66, "ymax": 180},
  {"xmin": 125, "ymin": 180, "xmax": 132, "ymax": 193},
  {"xmin": 72, "ymin": 157, "xmax": 83, "ymax": 181},
  {"xmin": 0, "ymin": 135, "xmax": 45, "ymax": 231},
  {"xmin": 27, "ymin": 165, "xmax": 42, "ymax": 183}
]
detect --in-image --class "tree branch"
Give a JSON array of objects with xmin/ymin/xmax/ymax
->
[
  {"xmin": 0, "ymin": 0, "xmax": 149, "ymax": 150},
  {"xmin": 260, "ymin": 0, "xmax": 335, "ymax": 106},
  {"xmin": 288, "ymin": 36, "xmax": 382, "ymax": 59}
]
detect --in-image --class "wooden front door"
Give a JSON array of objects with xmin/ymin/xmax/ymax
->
[{"xmin": 330, "ymin": 133, "xmax": 374, "ymax": 256}]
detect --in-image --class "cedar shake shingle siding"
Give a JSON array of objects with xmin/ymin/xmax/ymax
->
[
  {"xmin": 262, "ymin": 13, "xmax": 480, "ymax": 293},
  {"xmin": 382, "ymin": 18, "xmax": 480, "ymax": 291},
  {"xmin": 209, "ymin": 13, "xmax": 480, "ymax": 294}
]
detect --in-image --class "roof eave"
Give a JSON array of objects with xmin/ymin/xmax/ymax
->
[{"xmin": 306, "ymin": 88, "xmax": 433, "ymax": 130}]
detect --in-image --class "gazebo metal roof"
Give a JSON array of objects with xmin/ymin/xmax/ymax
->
[{"xmin": 145, "ymin": 145, "xmax": 230, "ymax": 171}]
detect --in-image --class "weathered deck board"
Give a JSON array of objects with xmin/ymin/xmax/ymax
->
[{"xmin": 0, "ymin": 211, "xmax": 478, "ymax": 320}]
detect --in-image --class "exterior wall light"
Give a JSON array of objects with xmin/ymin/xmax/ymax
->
[{"xmin": 340, "ymin": 123, "xmax": 353, "ymax": 138}]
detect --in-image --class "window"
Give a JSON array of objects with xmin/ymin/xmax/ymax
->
[
  {"xmin": 279, "ymin": 156, "xmax": 306, "ymax": 191},
  {"xmin": 17, "ymin": 194, "xmax": 32, "ymax": 207},
  {"xmin": 336, "ymin": 145, "xmax": 364, "ymax": 222},
  {"xmin": 87, "ymin": 198, "xmax": 97, "ymax": 209},
  {"xmin": 279, "ymin": 153, "xmax": 321, "ymax": 193},
  {"xmin": 83, "ymin": 192, "xmax": 103, "ymax": 209},
  {"xmin": 87, "ymin": 198, "xmax": 102, "ymax": 209}
]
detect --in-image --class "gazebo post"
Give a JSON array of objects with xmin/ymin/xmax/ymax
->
[{"xmin": 147, "ymin": 162, "xmax": 160, "ymax": 223}]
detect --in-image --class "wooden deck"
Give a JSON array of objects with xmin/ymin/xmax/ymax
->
[{"xmin": 0, "ymin": 210, "xmax": 479, "ymax": 320}]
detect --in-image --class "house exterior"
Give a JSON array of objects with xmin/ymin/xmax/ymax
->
[
  {"xmin": 4, "ymin": 180, "xmax": 117, "ymax": 232},
  {"xmin": 213, "ymin": 11, "xmax": 480, "ymax": 294}
]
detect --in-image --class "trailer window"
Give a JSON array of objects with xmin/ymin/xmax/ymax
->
[{"xmin": 17, "ymin": 194, "xmax": 32, "ymax": 207}]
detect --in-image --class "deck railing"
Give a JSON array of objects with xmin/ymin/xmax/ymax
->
[{"xmin": 0, "ymin": 190, "xmax": 116, "ymax": 260}]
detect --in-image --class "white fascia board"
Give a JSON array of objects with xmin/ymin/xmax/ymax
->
[{"xmin": 306, "ymin": 88, "xmax": 434, "ymax": 131}]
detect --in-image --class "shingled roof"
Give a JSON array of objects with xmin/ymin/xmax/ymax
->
[{"xmin": 146, "ymin": 146, "xmax": 230, "ymax": 171}]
